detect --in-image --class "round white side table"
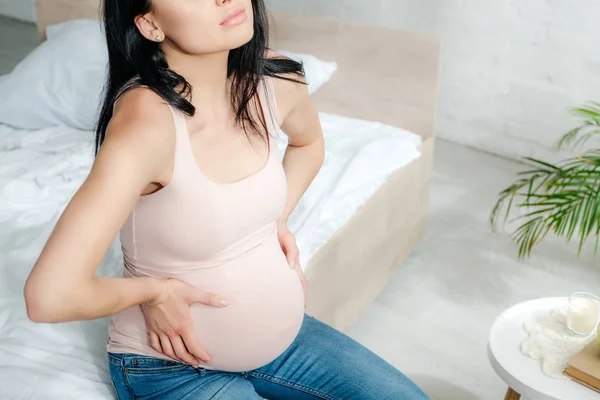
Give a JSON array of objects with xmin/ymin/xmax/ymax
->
[{"xmin": 487, "ymin": 297, "xmax": 598, "ymax": 400}]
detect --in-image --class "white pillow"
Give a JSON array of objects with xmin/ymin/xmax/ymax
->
[
  {"xmin": 0, "ymin": 20, "xmax": 107, "ymax": 130},
  {"xmin": 0, "ymin": 19, "xmax": 337, "ymax": 131},
  {"xmin": 275, "ymin": 50, "xmax": 337, "ymax": 95}
]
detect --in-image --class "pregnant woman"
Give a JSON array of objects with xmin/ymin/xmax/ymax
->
[{"xmin": 24, "ymin": 0, "xmax": 428, "ymax": 399}]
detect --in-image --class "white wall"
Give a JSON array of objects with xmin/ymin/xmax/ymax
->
[
  {"xmin": 268, "ymin": 0, "xmax": 600, "ymax": 163},
  {"xmin": 0, "ymin": 0, "xmax": 35, "ymax": 22}
]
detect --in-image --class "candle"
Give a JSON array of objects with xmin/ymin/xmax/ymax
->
[{"xmin": 567, "ymin": 292, "xmax": 600, "ymax": 337}]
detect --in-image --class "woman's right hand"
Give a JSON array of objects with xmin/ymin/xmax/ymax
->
[{"xmin": 142, "ymin": 279, "xmax": 229, "ymax": 367}]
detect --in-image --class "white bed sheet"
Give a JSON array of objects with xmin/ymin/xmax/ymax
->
[{"xmin": 0, "ymin": 113, "xmax": 421, "ymax": 399}]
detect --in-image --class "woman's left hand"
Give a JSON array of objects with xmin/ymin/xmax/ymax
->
[{"xmin": 277, "ymin": 220, "xmax": 307, "ymax": 309}]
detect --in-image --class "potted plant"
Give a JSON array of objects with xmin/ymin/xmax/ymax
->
[{"xmin": 490, "ymin": 102, "xmax": 600, "ymax": 259}]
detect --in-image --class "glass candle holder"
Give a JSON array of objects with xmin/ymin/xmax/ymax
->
[{"xmin": 567, "ymin": 292, "xmax": 600, "ymax": 337}]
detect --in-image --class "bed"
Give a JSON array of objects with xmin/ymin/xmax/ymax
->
[{"xmin": 0, "ymin": 1, "xmax": 440, "ymax": 398}]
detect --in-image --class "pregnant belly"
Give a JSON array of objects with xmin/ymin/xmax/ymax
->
[{"xmin": 108, "ymin": 233, "xmax": 305, "ymax": 372}]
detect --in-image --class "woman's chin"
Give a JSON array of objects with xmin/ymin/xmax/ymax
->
[{"xmin": 227, "ymin": 28, "xmax": 255, "ymax": 50}]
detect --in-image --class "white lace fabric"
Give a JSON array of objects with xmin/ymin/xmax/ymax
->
[{"xmin": 521, "ymin": 306, "xmax": 595, "ymax": 379}]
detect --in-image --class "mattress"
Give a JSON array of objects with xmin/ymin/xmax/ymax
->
[{"xmin": 0, "ymin": 113, "xmax": 421, "ymax": 398}]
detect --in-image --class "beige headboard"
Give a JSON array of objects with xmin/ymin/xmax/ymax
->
[{"xmin": 35, "ymin": 0, "xmax": 440, "ymax": 138}]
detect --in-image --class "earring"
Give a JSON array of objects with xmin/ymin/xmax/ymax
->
[{"xmin": 155, "ymin": 35, "xmax": 163, "ymax": 42}]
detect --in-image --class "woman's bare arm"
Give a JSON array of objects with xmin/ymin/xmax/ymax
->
[
  {"xmin": 24, "ymin": 89, "xmax": 174, "ymax": 323},
  {"xmin": 270, "ymin": 63, "xmax": 325, "ymax": 224}
]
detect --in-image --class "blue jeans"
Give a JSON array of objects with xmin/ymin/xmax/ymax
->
[{"xmin": 108, "ymin": 313, "xmax": 428, "ymax": 399}]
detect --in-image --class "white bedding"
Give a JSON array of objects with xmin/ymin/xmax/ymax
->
[{"xmin": 0, "ymin": 113, "xmax": 421, "ymax": 399}]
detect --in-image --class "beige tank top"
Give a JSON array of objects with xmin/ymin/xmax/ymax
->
[{"xmin": 106, "ymin": 77, "xmax": 305, "ymax": 372}]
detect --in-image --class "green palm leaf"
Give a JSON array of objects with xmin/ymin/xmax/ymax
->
[
  {"xmin": 556, "ymin": 103, "xmax": 600, "ymax": 152},
  {"xmin": 491, "ymin": 154, "xmax": 600, "ymax": 259},
  {"xmin": 491, "ymin": 102, "xmax": 600, "ymax": 259}
]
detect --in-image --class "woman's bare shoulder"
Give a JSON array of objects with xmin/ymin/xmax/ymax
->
[
  {"xmin": 264, "ymin": 50, "xmax": 309, "ymax": 121},
  {"xmin": 112, "ymin": 87, "xmax": 173, "ymax": 131},
  {"xmin": 264, "ymin": 49, "xmax": 308, "ymax": 85},
  {"xmin": 102, "ymin": 87, "xmax": 176, "ymax": 182},
  {"xmin": 107, "ymin": 87, "xmax": 175, "ymax": 151}
]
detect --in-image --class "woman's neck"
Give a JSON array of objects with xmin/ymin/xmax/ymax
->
[{"xmin": 165, "ymin": 49, "xmax": 231, "ymax": 120}]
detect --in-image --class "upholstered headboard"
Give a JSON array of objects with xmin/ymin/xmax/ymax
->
[{"xmin": 35, "ymin": 0, "xmax": 440, "ymax": 137}]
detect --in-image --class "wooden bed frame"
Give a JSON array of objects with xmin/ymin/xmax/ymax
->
[{"xmin": 35, "ymin": 0, "xmax": 441, "ymax": 334}]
